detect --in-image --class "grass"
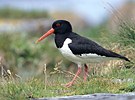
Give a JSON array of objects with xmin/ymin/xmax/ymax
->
[{"xmin": 0, "ymin": 65, "xmax": 135, "ymax": 100}]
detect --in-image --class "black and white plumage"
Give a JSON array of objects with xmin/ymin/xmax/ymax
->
[
  {"xmin": 36, "ymin": 20, "xmax": 130, "ymax": 87},
  {"xmin": 58, "ymin": 32, "xmax": 129, "ymax": 64}
]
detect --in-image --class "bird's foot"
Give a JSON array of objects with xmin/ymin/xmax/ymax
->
[
  {"xmin": 62, "ymin": 81, "xmax": 74, "ymax": 87},
  {"xmin": 62, "ymin": 67, "xmax": 82, "ymax": 87},
  {"xmin": 83, "ymin": 76, "xmax": 87, "ymax": 82}
]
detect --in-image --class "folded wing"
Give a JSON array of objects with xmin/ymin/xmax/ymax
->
[{"xmin": 68, "ymin": 36, "xmax": 130, "ymax": 62}]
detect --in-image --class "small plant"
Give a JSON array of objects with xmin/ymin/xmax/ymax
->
[
  {"xmin": 43, "ymin": 64, "xmax": 47, "ymax": 90},
  {"xmin": 118, "ymin": 22, "xmax": 135, "ymax": 47}
]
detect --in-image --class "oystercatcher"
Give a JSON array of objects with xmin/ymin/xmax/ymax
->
[{"xmin": 36, "ymin": 20, "xmax": 130, "ymax": 87}]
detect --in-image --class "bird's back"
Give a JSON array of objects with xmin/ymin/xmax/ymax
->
[{"xmin": 68, "ymin": 32, "xmax": 130, "ymax": 62}]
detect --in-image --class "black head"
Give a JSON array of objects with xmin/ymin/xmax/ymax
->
[
  {"xmin": 36, "ymin": 20, "xmax": 72, "ymax": 44},
  {"xmin": 52, "ymin": 20, "xmax": 72, "ymax": 34}
]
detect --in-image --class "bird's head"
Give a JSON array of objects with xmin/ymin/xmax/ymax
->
[{"xmin": 35, "ymin": 20, "xmax": 72, "ymax": 43}]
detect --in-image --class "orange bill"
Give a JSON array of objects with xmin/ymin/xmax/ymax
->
[{"xmin": 35, "ymin": 28, "xmax": 54, "ymax": 44}]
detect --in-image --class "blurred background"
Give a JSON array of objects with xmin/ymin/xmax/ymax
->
[{"xmin": 0, "ymin": 0, "xmax": 135, "ymax": 79}]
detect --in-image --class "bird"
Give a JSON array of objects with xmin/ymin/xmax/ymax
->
[{"xmin": 36, "ymin": 20, "xmax": 130, "ymax": 87}]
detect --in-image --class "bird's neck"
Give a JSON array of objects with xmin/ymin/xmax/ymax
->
[{"xmin": 54, "ymin": 33, "xmax": 69, "ymax": 48}]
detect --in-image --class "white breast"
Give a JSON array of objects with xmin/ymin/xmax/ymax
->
[
  {"xmin": 59, "ymin": 38, "xmax": 72, "ymax": 56},
  {"xmin": 59, "ymin": 38, "xmax": 82, "ymax": 64}
]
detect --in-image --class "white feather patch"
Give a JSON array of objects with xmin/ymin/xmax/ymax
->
[
  {"xmin": 78, "ymin": 53, "xmax": 106, "ymax": 58},
  {"xmin": 59, "ymin": 38, "xmax": 82, "ymax": 65}
]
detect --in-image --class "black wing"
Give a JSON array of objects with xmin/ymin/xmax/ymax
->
[{"xmin": 68, "ymin": 33, "xmax": 130, "ymax": 61}]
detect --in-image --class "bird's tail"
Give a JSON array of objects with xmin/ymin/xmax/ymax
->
[
  {"xmin": 107, "ymin": 50, "xmax": 130, "ymax": 62},
  {"xmin": 117, "ymin": 55, "xmax": 130, "ymax": 62}
]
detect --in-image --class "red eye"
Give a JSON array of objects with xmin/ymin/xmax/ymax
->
[{"xmin": 56, "ymin": 23, "xmax": 61, "ymax": 27}]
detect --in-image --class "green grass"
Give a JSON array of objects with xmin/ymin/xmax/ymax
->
[
  {"xmin": 0, "ymin": 66, "xmax": 135, "ymax": 100},
  {"xmin": 118, "ymin": 22, "xmax": 135, "ymax": 47}
]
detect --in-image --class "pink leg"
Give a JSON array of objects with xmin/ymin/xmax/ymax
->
[
  {"xmin": 84, "ymin": 64, "xmax": 88, "ymax": 81},
  {"xmin": 64, "ymin": 67, "xmax": 82, "ymax": 87}
]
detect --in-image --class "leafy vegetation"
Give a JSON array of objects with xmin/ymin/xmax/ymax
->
[{"xmin": 0, "ymin": 33, "xmax": 61, "ymax": 74}]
